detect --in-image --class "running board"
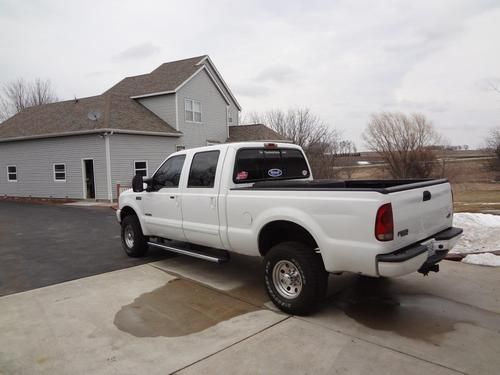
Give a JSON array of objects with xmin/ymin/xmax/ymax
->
[{"xmin": 147, "ymin": 241, "xmax": 230, "ymax": 264}]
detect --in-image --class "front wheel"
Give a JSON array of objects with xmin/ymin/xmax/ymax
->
[
  {"xmin": 263, "ymin": 241, "xmax": 328, "ymax": 315},
  {"xmin": 121, "ymin": 215, "xmax": 148, "ymax": 257}
]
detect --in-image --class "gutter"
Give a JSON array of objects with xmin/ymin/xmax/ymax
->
[{"xmin": 0, "ymin": 128, "xmax": 182, "ymax": 143}]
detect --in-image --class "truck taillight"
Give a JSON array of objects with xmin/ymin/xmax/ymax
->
[{"xmin": 375, "ymin": 203, "xmax": 394, "ymax": 241}]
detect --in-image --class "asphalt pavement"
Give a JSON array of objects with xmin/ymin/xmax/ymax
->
[{"xmin": 0, "ymin": 201, "xmax": 169, "ymax": 296}]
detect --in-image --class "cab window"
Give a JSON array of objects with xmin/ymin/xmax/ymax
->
[
  {"xmin": 187, "ymin": 151, "xmax": 220, "ymax": 188},
  {"xmin": 152, "ymin": 155, "xmax": 185, "ymax": 189},
  {"xmin": 233, "ymin": 148, "xmax": 309, "ymax": 183}
]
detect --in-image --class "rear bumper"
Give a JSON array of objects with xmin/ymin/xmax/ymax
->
[
  {"xmin": 116, "ymin": 209, "xmax": 122, "ymax": 223},
  {"xmin": 376, "ymin": 226, "xmax": 463, "ymax": 277}
]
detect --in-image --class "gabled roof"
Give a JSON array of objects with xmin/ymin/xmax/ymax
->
[
  {"xmin": 106, "ymin": 55, "xmax": 206, "ymax": 98},
  {"xmin": 227, "ymin": 124, "xmax": 290, "ymax": 143},
  {"xmin": 196, "ymin": 56, "xmax": 242, "ymax": 110},
  {"xmin": 0, "ymin": 55, "xmax": 239, "ymax": 142}
]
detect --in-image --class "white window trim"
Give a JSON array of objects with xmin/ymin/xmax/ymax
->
[
  {"xmin": 53, "ymin": 163, "xmax": 67, "ymax": 182},
  {"xmin": 134, "ymin": 160, "xmax": 148, "ymax": 177},
  {"xmin": 184, "ymin": 98, "xmax": 202, "ymax": 124},
  {"xmin": 7, "ymin": 165, "xmax": 17, "ymax": 182}
]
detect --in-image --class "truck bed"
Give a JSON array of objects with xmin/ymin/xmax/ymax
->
[{"xmin": 234, "ymin": 178, "xmax": 449, "ymax": 194}]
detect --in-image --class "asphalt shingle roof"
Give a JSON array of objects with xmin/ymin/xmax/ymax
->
[
  {"xmin": 227, "ymin": 124, "xmax": 288, "ymax": 142},
  {"xmin": 105, "ymin": 56, "xmax": 205, "ymax": 98},
  {"xmin": 0, "ymin": 56, "xmax": 208, "ymax": 140}
]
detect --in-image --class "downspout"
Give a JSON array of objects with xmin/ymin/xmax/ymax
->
[
  {"xmin": 175, "ymin": 94, "xmax": 179, "ymax": 131},
  {"xmin": 226, "ymin": 105, "xmax": 230, "ymax": 140},
  {"xmin": 104, "ymin": 131, "xmax": 114, "ymax": 202}
]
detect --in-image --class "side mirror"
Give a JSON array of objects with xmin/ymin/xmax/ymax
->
[
  {"xmin": 143, "ymin": 177, "xmax": 153, "ymax": 192},
  {"xmin": 132, "ymin": 175, "xmax": 144, "ymax": 192}
]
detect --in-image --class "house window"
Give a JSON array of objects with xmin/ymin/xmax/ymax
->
[
  {"xmin": 227, "ymin": 108, "xmax": 233, "ymax": 123},
  {"xmin": 134, "ymin": 161, "xmax": 148, "ymax": 177},
  {"xmin": 7, "ymin": 165, "xmax": 17, "ymax": 182},
  {"xmin": 176, "ymin": 145, "xmax": 186, "ymax": 152},
  {"xmin": 185, "ymin": 99, "xmax": 202, "ymax": 123},
  {"xmin": 53, "ymin": 164, "xmax": 66, "ymax": 182}
]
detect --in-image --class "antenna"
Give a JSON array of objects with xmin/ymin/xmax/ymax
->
[{"xmin": 87, "ymin": 110, "xmax": 102, "ymax": 121}]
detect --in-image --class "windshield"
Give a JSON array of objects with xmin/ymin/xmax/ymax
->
[{"xmin": 233, "ymin": 148, "xmax": 310, "ymax": 183}]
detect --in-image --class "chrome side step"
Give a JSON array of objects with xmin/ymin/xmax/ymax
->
[{"xmin": 147, "ymin": 241, "xmax": 229, "ymax": 263}]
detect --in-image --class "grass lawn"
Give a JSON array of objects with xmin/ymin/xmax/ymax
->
[
  {"xmin": 340, "ymin": 158, "xmax": 500, "ymax": 214},
  {"xmin": 452, "ymin": 183, "xmax": 500, "ymax": 213}
]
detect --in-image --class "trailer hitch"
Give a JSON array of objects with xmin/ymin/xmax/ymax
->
[{"xmin": 418, "ymin": 263, "xmax": 439, "ymax": 276}]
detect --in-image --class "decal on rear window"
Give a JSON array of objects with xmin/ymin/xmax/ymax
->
[
  {"xmin": 268, "ymin": 168, "xmax": 283, "ymax": 177},
  {"xmin": 236, "ymin": 171, "xmax": 249, "ymax": 180}
]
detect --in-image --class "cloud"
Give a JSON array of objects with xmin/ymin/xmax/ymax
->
[
  {"xmin": 1, "ymin": 0, "xmax": 499, "ymax": 148},
  {"xmin": 233, "ymin": 83, "xmax": 270, "ymax": 98},
  {"xmin": 85, "ymin": 71, "xmax": 109, "ymax": 78},
  {"xmin": 475, "ymin": 77, "xmax": 500, "ymax": 92},
  {"xmin": 255, "ymin": 65, "xmax": 298, "ymax": 83},
  {"xmin": 112, "ymin": 42, "xmax": 160, "ymax": 61}
]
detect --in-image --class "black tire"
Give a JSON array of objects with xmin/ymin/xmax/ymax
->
[
  {"xmin": 121, "ymin": 215, "xmax": 148, "ymax": 257},
  {"xmin": 263, "ymin": 241, "xmax": 328, "ymax": 315}
]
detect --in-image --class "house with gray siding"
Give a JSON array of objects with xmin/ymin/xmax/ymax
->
[{"xmin": 0, "ymin": 55, "xmax": 251, "ymax": 201}]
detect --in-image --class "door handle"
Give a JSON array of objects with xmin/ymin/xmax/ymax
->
[
  {"xmin": 169, "ymin": 196, "xmax": 175, "ymax": 199},
  {"xmin": 423, "ymin": 191, "xmax": 431, "ymax": 201},
  {"xmin": 210, "ymin": 196, "xmax": 216, "ymax": 209}
]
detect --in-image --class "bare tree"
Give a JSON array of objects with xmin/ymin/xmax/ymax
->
[
  {"xmin": 486, "ymin": 127, "xmax": 500, "ymax": 173},
  {"xmin": 362, "ymin": 112, "xmax": 441, "ymax": 178},
  {"xmin": 0, "ymin": 78, "xmax": 58, "ymax": 122},
  {"xmin": 244, "ymin": 108, "xmax": 355, "ymax": 178}
]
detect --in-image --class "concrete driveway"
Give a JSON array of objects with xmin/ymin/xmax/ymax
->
[
  {"xmin": 0, "ymin": 201, "xmax": 169, "ymax": 296},
  {"xmin": 1, "ymin": 252, "xmax": 499, "ymax": 375}
]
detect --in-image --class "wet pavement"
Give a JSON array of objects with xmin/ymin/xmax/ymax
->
[
  {"xmin": 330, "ymin": 276, "xmax": 500, "ymax": 342},
  {"xmin": 1, "ymin": 249, "xmax": 499, "ymax": 374},
  {"xmin": 114, "ymin": 278, "xmax": 258, "ymax": 337}
]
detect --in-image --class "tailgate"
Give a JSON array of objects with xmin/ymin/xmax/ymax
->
[{"xmin": 389, "ymin": 181, "xmax": 453, "ymax": 249}]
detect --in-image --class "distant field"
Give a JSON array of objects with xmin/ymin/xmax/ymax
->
[
  {"xmin": 453, "ymin": 183, "xmax": 500, "ymax": 213},
  {"xmin": 335, "ymin": 157, "xmax": 500, "ymax": 214},
  {"xmin": 335, "ymin": 149, "xmax": 494, "ymax": 167}
]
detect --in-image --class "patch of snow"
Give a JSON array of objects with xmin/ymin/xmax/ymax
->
[
  {"xmin": 451, "ymin": 213, "xmax": 500, "ymax": 254},
  {"xmin": 357, "ymin": 161, "xmax": 371, "ymax": 165},
  {"xmin": 462, "ymin": 253, "xmax": 500, "ymax": 267}
]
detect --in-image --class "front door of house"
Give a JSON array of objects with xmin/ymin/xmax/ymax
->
[{"xmin": 84, "ymin": 159, "xmax": 95, "ymax": 199}]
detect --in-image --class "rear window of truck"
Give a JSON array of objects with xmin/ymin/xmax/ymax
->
[{"xmin": 233, "ymin": 148, "xmax": 310, "ymax": 183}]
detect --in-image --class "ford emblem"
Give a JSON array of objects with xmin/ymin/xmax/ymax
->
[{"xmin": 268, "ymin": 168, "xmax": 283, "ymax": 177}]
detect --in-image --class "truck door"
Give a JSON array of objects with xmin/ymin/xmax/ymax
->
[
  {"xmin": 181, "ymin": 150, "xmax": 223, "ymax": 249},
  {"xmin": 142, "ymin": 154, "xmax": 186, "ymax": 241}
]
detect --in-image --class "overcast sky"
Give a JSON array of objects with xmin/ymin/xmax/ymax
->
[{"xmin": 1, "ymin": 0, "xmax": 499, "ymax": 149}]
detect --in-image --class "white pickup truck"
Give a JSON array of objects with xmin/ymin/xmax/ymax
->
[{"xmin": 117, "ymin": 142, "xmax": 462, "ymax": 315}]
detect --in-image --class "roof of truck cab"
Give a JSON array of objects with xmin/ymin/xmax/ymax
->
[
  {"xmin": 229, "ymin": 142, "xmax": 300, "ymax": 149},
  {"xmin": 167, "ymin": 141, "xmax": 302, "ymax": 158}
]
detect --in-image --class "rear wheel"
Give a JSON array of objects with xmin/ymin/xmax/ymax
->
[
  {"xmin": 121, "ymin": 215, "xmax": 148, "ymax": 257},
  {"xmin": 264, "ymin": 241, "xmax": 328, "ymax": 315}
]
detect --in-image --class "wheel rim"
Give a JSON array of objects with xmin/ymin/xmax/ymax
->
[
  {"xmin": 124, "ymin": 225, "xmax": 135, "ymax": 248},
  {"xmin": 272, "ymin": 260, "xmax": 303, "ymax": 299}
]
